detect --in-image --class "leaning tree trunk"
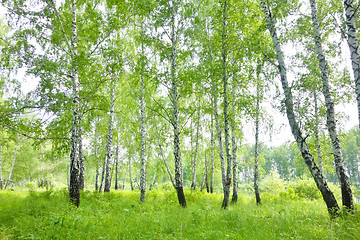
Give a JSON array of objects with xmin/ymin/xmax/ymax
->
[
  {"xmin": 140, "ymin": 54, "xmax": 146, "ymax": 202},
  {"xmin": 254, "ymin": 77, "xmax": 261, "ymax": 205},
  {"xmin": 5, "ymin": 147, "xmax": 18, "ymax": 191},
  {"xmin": 260, "ymin": 0, "xmax": 339, "ymax": 216},
  {"xmin": 231, "ymin": 84, "xmax": 238, "ymax": 203},
  {"xmin": 69, "ymin": 0, "xmax": 81, "ymax": 207},
  {"xmin": 114, "ymin": 143, "xmax": 119, "ymax": 190},
  {"xmin": 170, "ymin": 0, "xmax": 187, "ymax": 207},
  {"xmin": 104, "ymin": 80, "xmax": 116, "ymax": 193},
  {"xmin": 309, "ymin": 0, "xmax": 353, "ymax": 211},
  {"xmin": 191, "ymin": 101, "xmax": 201, "ymax": 191},
  {"xmin": 156, "ymin": 129, "xmax": 176, "ymax": 188},
  {"xmin": 221, "ymin": 0, "xmax": 232, "ymax": 210},
  {"xmin": 314, "ymin": 92, "xmax": 323, "ymax": 174},
  {"xmin": 149, "ymin": 171, "xmax": 157, "ymax": 191},
  {"xmin": 343, "ymin": 0, "xmax": 360, "ymax": 129}
]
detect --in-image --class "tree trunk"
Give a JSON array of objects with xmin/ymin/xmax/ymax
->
[
  {"xmin": 314, "ymin": 92, "xmax": 323, "ymax": 174},
  {"xmin": 5, "ymin": 147, "xmax": 17, "ymax": 191},
  {"xmin": 309, "ymin": 0, "xmax": 353, "ymax": 211},
  {"xmin": 79, "ymin": 128, "xmax": 85, "ymax": 190},
  {"xmin": 221, "ymin": 0, "xmax": 232, "ymax": 210},
  {"xmin": 210, "ymin": 115, "xmax": 215, "ymax": 193},
  {"xmin": 129, "ymin": 155, "xmax": 134, "ymax": 191},
  {"xmin": 254, "ymin": 76, "xmax": 261, "ymax": 205},
  {"xmin": 95, "ymin": 166, "xmax": 99, "ymax": 191},
  {"xmin": 115, "ymin": 143, "xmax": 119, "ymax": 190},
  {"xmin": 260, "ymin": 0, "xmax": 339, "ymax": 216},
  {"xmin": 140, "ymin": 53, "xmax": 146, "ymax": 202},
  {"xmin": 0, "ymin": 146, "xmax": 3, "ymax": 190},
  {"xmin": 170, "ymin": 0, "xmax": 186, "ymax": 207},
  {"xmin": 149, "ymin": 171, "xmax": 156, "ymax": 191},
  {"xmin": 104, "ymin": 80, "xmax": 116, "ymax": 192},
  {"xmin": 201, "ymin": 154, "xmax": 209, "ymax": 193},
  {"xmin": 191, "ymin": 100, "xmax": 201, "ymax": 191},
  {"xmin": 69, "ymin": 0, "xmax": 80, "ymax": 207},
  {"xmin": 231, "ymin": 84, "xmax": 238, "ymax": 203},
  {"xmin": 99, "ymin": 156, "xmax": 106, "ymax": 193},
  {"xmin": 343, "ymin": 0, "xmax": 360, "ymax": 129},
  {"xmin": 122, "ymin": 173, "xmax": 126, "ymax": 190}
]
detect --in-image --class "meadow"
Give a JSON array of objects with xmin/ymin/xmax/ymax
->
[{"xmin": 1, "ymin": 185, "xmax": 360, "ymax": 240}]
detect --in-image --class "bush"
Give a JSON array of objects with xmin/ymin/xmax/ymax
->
[{"xmin": 288, "ymin": 178, "xmax": 321, "ymax": 200}]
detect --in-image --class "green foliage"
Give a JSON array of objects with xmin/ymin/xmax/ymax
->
[{"xmin": 1, "ymin": 189, "xmax": 360, "ymax": 239}]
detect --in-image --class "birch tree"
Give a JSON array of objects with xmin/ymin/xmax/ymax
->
[
  {"xmin": 260, "ymin": 0, "xmax": 340, "ymax": 216},
  {"xmin": 309, "ymin": 0, "xmax": 353, "ymax": 211}
]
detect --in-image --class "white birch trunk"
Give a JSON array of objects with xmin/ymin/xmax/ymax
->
[
  {"xmin": 254, "ymin": 76, "xmax": 261, "ymax": 204},
  {"xmin": 314, "ymin": 92, "xmax": 323, "ymax": 173},
  {"xmin": 343, "ymin": 0, "xmax": 360, "ymax": 128},
  {"xmin": 210, "ymin": 115, "xmax": 215, "ymax": 193},
  {"xmin": 309, "ymin": 0, "xmax": 353, "ymax": 211},
  {"xmin": 104, "ymin": 80, "xmax": 116, "ymax": 192},
  {"xmin": 128, "ymin": 155, "xmax": 134, "ymax": 191},
  {"xmin": 221, "ymin": 0, "xmax": 232, "ymax": 210},
  {"xmin": 0, "ymin": 146, "xmax": 3, "ymax": 190},
  {"xmin": 69, "ymin": 0, "xmax": 80, "ymax": 206},
  {"xmin": 231, "ymin": 84, "xmax": 238, "ymax": 203},
  {"xmin": 260, "ymin": 0, "xmax": 339, "ymax": 215},
  {"xmin": 79, "ymin": 128, "xmax": 85, "ymax": 190},
  {"xmin": 115, "ymin": 143, "xmax": 119, "ymax": 190},
  {"xmin": 170, "ymin": 0, "xmax": 186, "ymax": 207},
  {"xmin": 140, "ymin": 57, "xmax": 146, "ymax": 202},
  {"xmin": 191, "ymin": 102, "xmax": 201, "ymax": 191},
  {"xmin": 5, "ymin": 147, "xmax": 17, "ymax": 191}
]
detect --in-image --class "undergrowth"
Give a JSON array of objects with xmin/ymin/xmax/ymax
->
[{"xmin": 0, "ymin": 188, "xmax": 359, "ymax": 239}]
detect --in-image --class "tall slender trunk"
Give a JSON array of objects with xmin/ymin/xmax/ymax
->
[
  {"xmin": 201, "ymin": 154, "xmax": 209, "ymax": 193},
  {"xmin": 210, "ymin": 115, "xmax": 215, "ymax": 193},
  {"xmin": 5, "ymin": 147, "xmax": 18, "ymax": 190},
  {"xmin": 314, "ymin": 92, "xmax": 323, "ymax": 174},
  {"xmin": 170, "ymin": 0, "xmax": 186, "ymax": 207},
  {"xmin": 309, "ymin": 0, "xmax": 353, "ymax": 211},
  {"xmin": 140, "ymin": 50, "xmax": 146, "ymax": 202},
  {"xmin": 260, "ymin": 0, "xmax": 339, "ymax": 216},
  {"xmin": 221, "ymin": 0, "xmax": 232, "ymax": 210},
  {"xmin": 343, "ymin": 0, "xmax": 360, "ymax": 128},
  {"xmin": 129, "ymin": 155, "xmax": 134, "ymax": 191},
  {"xmin": 191, "ymin": 100, "xmax": 201, "ymax": 191},
  {"xmin": 0, "ymin": 146, "xmax": 3, "ymax": 190},
  {"xmin": 231, "ymin": 84, "xmax": 238, "ymax": 203},
  {"xmin": 79, "ymin": 128, "xmax": 85, "ymax": 190},
  {"xmin": 254, "ymin": 76, "xmax": 261, "ymax": 205},
  {"xmin": 115, "ymin": 143, "xmax": 119, "ymax": 190},
  {"xmin": 69, "ymin": 0, "xmax": 80, "ymax": 207},
  {"xmin": 95, "ymin": 166, "xmax": 99, "ymax": 191},
  {"xmin": 104, "ymin": 80, "xmax": 116, "ymax": 192},
  {"xmin": 122, "ymin": 173, "xmax": 126, "ymax": 190}
]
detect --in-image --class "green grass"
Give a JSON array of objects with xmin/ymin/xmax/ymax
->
[{"xmin": 0, "ymin": 189, "xmax": 359, "ymax": 239}]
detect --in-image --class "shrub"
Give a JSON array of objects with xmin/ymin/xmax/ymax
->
[{"xmin": 288, "ymin": 178, "xmax": 321, "ymax": 200}]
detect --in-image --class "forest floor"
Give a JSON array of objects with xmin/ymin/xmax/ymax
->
[{"xmin": 0, "ymin": 188, "xmax": 360, "ymax": 239}]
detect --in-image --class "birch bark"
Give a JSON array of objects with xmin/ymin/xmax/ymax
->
[
  {"xmin": 170, "ymin": 0, "xmax": 186, "ymax": 207},
  {"xmin": 69, "ymin": 0, "xmax": 80, "ymax": 206},
  {"xmin": 5, "ymin": 147, "xmax": 17, "ymax": 190},
  {"xmin": 129, "ymin": 155, "xmax": 134, "ymax": 191},
  {"xmin": 254, "ymin": 77, "xmax": 261, "ymax": 205},
  {"xmin": 343, "ymin": 0, "xmax": 360, "ymax": 128},
  {"xmin": 309, "ymin": 0, "xmax": 353, "ymax": 211},
  {"xmin": 79, "ymin": 128, "xmax": 85, "ymax": 190},
  {"xmin": 191, "ymin": 101, "xmax": 201, "ymax": 191},
  {"xmin": 0, "ymin": 146, "xmax": 2, "ymax": 190},
  {"xmin": 104, "ymin": 79, "xmax": 116, "ymax": 192},
  {"xmin": 231, "ymin": 84, "xmax": 238, "ymax": 203},
  {"xmin": 115, "ymin": 143, "xmax": 119, "ymax": 190},
  {"xmin": 140, "ymin": 56, "xmax": 146, "ymax": 202},
  {"xmin": 260, "ymin": 0, "xmax": 339, "ymax": 215},
  {"xmin": 210, "ymin": 115, "xmax": 215, "ymax": 193},
  {"xmin": 314, "ymin": 92, "xmax": 323, "ymax": 173},
  {"xmin": 221, "ymin": 0, "xmax": 232, "ymax": 210}
]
